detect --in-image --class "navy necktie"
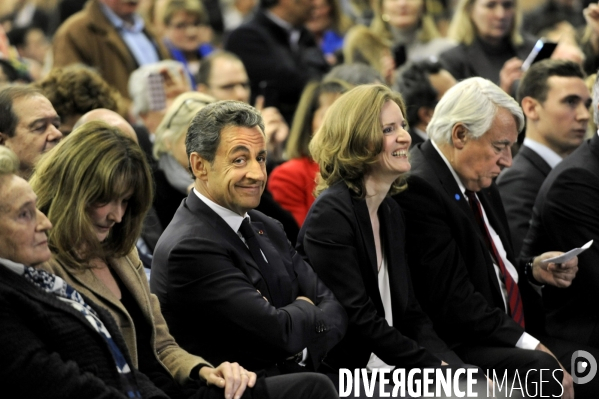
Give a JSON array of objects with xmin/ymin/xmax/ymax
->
[{"xmin": 238, "ymin": 218, "xmax": 287, "ymax": 308}]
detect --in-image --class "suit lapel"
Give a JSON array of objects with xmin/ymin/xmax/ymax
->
[
  {"xmin": 520, "ymin": 146, "xmax": 552, "ymax": 177},
  {"xmin": 380, "ymin": 200, "xmax": 408, "ymax": 315},
  {"xmin": 352, "ymin": 197, "xmax": 379, "ymax": 277},
  {"xmin": 420, "ymin": 142, "xmax": 504, "ymax": 299},
  {"xmin": 87, "ymin": 0, "xmax": 139, "ymax": 72},
  {"xmin": 248, "ymin": 220, "xmax": 294, "ymax": 305},
  {"xmin": 185, "ymin": 193, "xmax": 269, "ymax": 294}
]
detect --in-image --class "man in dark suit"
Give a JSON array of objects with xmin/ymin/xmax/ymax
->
[
  {"xmin": 497, "ymin": 60, "xmax": 590, "ymax": 255},
  {"xmin": 150, "ymin": 101, "xmax": 346, "ymax": 377},
  {"xmin": 224, "ymin": 0, "xmax": 329, "ymax": 124},
  {"xmin": 393, "ymin": 77, "xmax": 599, "ymax": 398},
  {"xmin": 521, "ymin": 75, "xmax": 599, "ymax": 349},
  {"xmin": 393, "ymin": 60, "xmax": 456, "ymax": 148}
]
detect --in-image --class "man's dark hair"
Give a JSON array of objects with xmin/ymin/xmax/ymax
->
[
  {"xmin": 393, "ymin": 59, "xmax": 443, "ymax": 127},
  {"xmin": 517, "ymin": 59, "xmax": 585, "ymax": 104},
  {"xmin": 186, "ymin": 101, "xmax": 264, "ymax": 172},
  {"xmin": 196, "ymin": 50, "xmax": 244, "ymax": 87},
  {"xmin": 0, "ymin": 86, "xmax": 42, "ymax": 138}
]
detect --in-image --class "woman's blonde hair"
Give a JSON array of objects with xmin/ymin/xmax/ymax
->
[
  {"xmin": 448, "ymin": 0, "xmax": 522, "ymax": 46},
  {"xmin": 286, "ymin": 79, "xmax": 352, "ymax": 160},
  {"xmin": 343, "ymin": 25, "xmax": 391, "ymax": 77},
  {"xmin": 310, "ymin": 84, "xmax": 408, "ymax": 198},
  {"xmin": 153, "ymin": 92, "xmax": 214, "ymax": 160},
  {"xmin": 370, "ymin": 0, "xmax": 440, "ymax": 44},
  {"xmin": 30, "ymin": 121, "xmax": 153, "ymax": 270}
]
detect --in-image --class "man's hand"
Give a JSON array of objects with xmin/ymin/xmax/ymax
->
[
  {"xmin": 585, "ymin": 2, "xmax": 599, "ymax": 51},
  {"xmin": 535, "ymin": 343, "xmax": 574, "ymax": 399},
  {"xmin": 499, "ymin": 57, "xmax": 523, "ymax": 94},
  {"xmin": 199, "ymin": 362, "xmax": 257, "ymax": 399},
  {"xmin": 161, "ymin": 67, "xmax": 192, "ymax": 108},
  {"xmin": 532, "ymin": 252, "xmax": 578, "ymax": 288}
]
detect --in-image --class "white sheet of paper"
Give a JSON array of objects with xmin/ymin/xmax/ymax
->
[{"xmin": 540, "ymin": 240, "xmax": 594, "ymax": 265}]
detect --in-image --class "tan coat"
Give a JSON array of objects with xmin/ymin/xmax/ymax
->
[
  {"xmin": 52, "ymin": 0, "xmax": 171, "ymax": 100},
  {"xmin": 42, "ymin": 249, "xmax": 210, "ymax": 385}
]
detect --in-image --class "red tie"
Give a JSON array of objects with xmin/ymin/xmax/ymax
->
[{"xmin": 465, "ymin": 190, "xmax": 525, "ymax": 328}]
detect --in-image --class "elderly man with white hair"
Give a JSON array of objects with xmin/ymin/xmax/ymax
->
[{"xmin": 394, "ymin": 77, "xmax": 599, "ymax": 398}]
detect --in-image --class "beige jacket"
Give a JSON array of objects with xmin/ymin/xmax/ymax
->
[
  {"xmin": 52, "ymin": 0, "xmax": 170, "ymax": 100},
  {"xmin": 42, "ymin": 249, "xmax": 210, "ymax": 385}
]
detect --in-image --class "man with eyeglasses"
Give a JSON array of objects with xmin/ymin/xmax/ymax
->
[
  {"xmin": 53, "ymin": 0, "xmax": 171, "ymax": 101},
  {"xmin": 393, "ymin": 77, "xmax": 599, "ymax": 398}
]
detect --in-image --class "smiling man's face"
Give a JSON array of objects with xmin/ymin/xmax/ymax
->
[{"xmin": 202, "ymin": 125, "xmax": 267, "ymax": 216}]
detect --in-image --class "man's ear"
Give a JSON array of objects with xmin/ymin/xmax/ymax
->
[
  {"xmin": 189, "ymin": 152, "xmax": 209, "ymax": 181},
  {"xmin": 521, "ymin": 96, "xmax": 540, "ymax": 121},
  {"xmin": 451, "ymin": 123, "xmax": 469, "ymax": 150}
]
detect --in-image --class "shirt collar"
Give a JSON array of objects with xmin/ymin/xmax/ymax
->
[
  {"xmin": 265, "ymin": 10, "xmax": 294, "ymax": 32},
  {"xmin": 431, "ymin": 139, "xmax": 467, "ymax": 196},
  {"xmin": 193, "ymin": 188, "xmax": 248, "ymax": 233},
  {"xmin": 100, "ymin": 3, "xmax": 145, "ymax": 32},
  {"xmin": 0, "ymin": 257, "xmax": 26, "ymax": 275},
  {"xmin": 522, "ymin": 138, "xmax": 563, "ymax": 169},
  {"xmin": 413, "ymin": 127, "xmax": 428, "ymax": 141}
]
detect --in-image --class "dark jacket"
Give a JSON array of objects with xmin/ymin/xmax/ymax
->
[
  {"xmin": 393, "ymin": 140, "xmax": 543, "ymax": 348},
  {"xmin": 150, "ymin": 192, "xmax": 347, "ymax": 374},
  {"xmin": 0, "ymin": 263, "xmax": 167, "ymax": 399},
  {"xmin": 521, "ymin": 134, "xmax": 599, "ymax": 347},
  {"xmin": 297, "ymin": 181, "xmax": 448, "ymax": 370}
]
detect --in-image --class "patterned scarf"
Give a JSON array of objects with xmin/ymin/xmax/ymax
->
[{"xmin": 2, "ymin": 259, "xmax": 141, "ymax": 398}]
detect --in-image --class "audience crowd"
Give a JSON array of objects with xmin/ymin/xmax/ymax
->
[{"xmin": 2, "ymin": 0, "xmax": 599, "ymax": 397}]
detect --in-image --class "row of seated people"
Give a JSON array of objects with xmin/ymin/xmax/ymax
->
[
  {"xmin": 1, "ymin": 74, "xmax": 599, "ymax": 398},
  {"xmin": 3, "ymin": 0, "xmax": 599, "ymax": 123}
]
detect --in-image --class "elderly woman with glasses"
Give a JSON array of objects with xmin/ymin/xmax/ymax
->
[
  {"xmin": 161, "ymin": 0, "xmax": 215, "ymax": 88},
  {"xmin": 153, "ymin": 92, "xmax": 214, "ymax": 229},
  {"xmin": 0, "ymin": 146, "xmax": 167, "ymax": 398}
]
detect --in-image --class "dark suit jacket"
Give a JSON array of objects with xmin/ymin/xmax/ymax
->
[
  {"xmin": 224, "ymin": 10, "xmax": 329, "ymax": 123},
  {"xmin": 393, "ymin": 141, "xmax": 541, "ymax": 349},
  {"xmin": 150, "ymin": 192, "xmax": 347, "ymax": 374},
  {"xmin": 408, "ymin": 127, "xmax": 425, "ymax": 149},
  {"xmin": 521, "ymin": 134, "xmax": 599, "ymax": 346},
  {"xmin": 439, "ymin": 36, "xmax": 535, "ymax": 89},
  {"xmin": 0, "ymin": 264, "xmax": 166, "ymax": 399},
  {"xmin": 496, "ymin": 145, "xmax": 552, "ymax": 256},
  {"xmin": 297, "ymin": 181, "xmax": 447, "ymax": 370}
]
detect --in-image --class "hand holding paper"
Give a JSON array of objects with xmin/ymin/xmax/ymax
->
[
  {"xmin": 540, "ymin": 240, "xmax": 593, "ymax": 265},
  {"xmin": 530, "ymin": 242, "xmax": 593, "ymax": 288}
]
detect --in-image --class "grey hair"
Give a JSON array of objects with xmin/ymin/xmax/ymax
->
[
  {"xmin": 128, "ymin": 60, "xmax": 192, "ymax": 118},
  {"xmin": 428, "ymin": 77, "xmax": 524, "ymax": 145},
  {"xmin": 186, "ymin": 100, "xmax": 264, "ymax": 168},
  {"xmin": 0, "ymin": 146, "xmax": 19, "ymax": 176},
  {"xmin": 593, "ymin": 73, "xmax": 599, "ymax": 126}
]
